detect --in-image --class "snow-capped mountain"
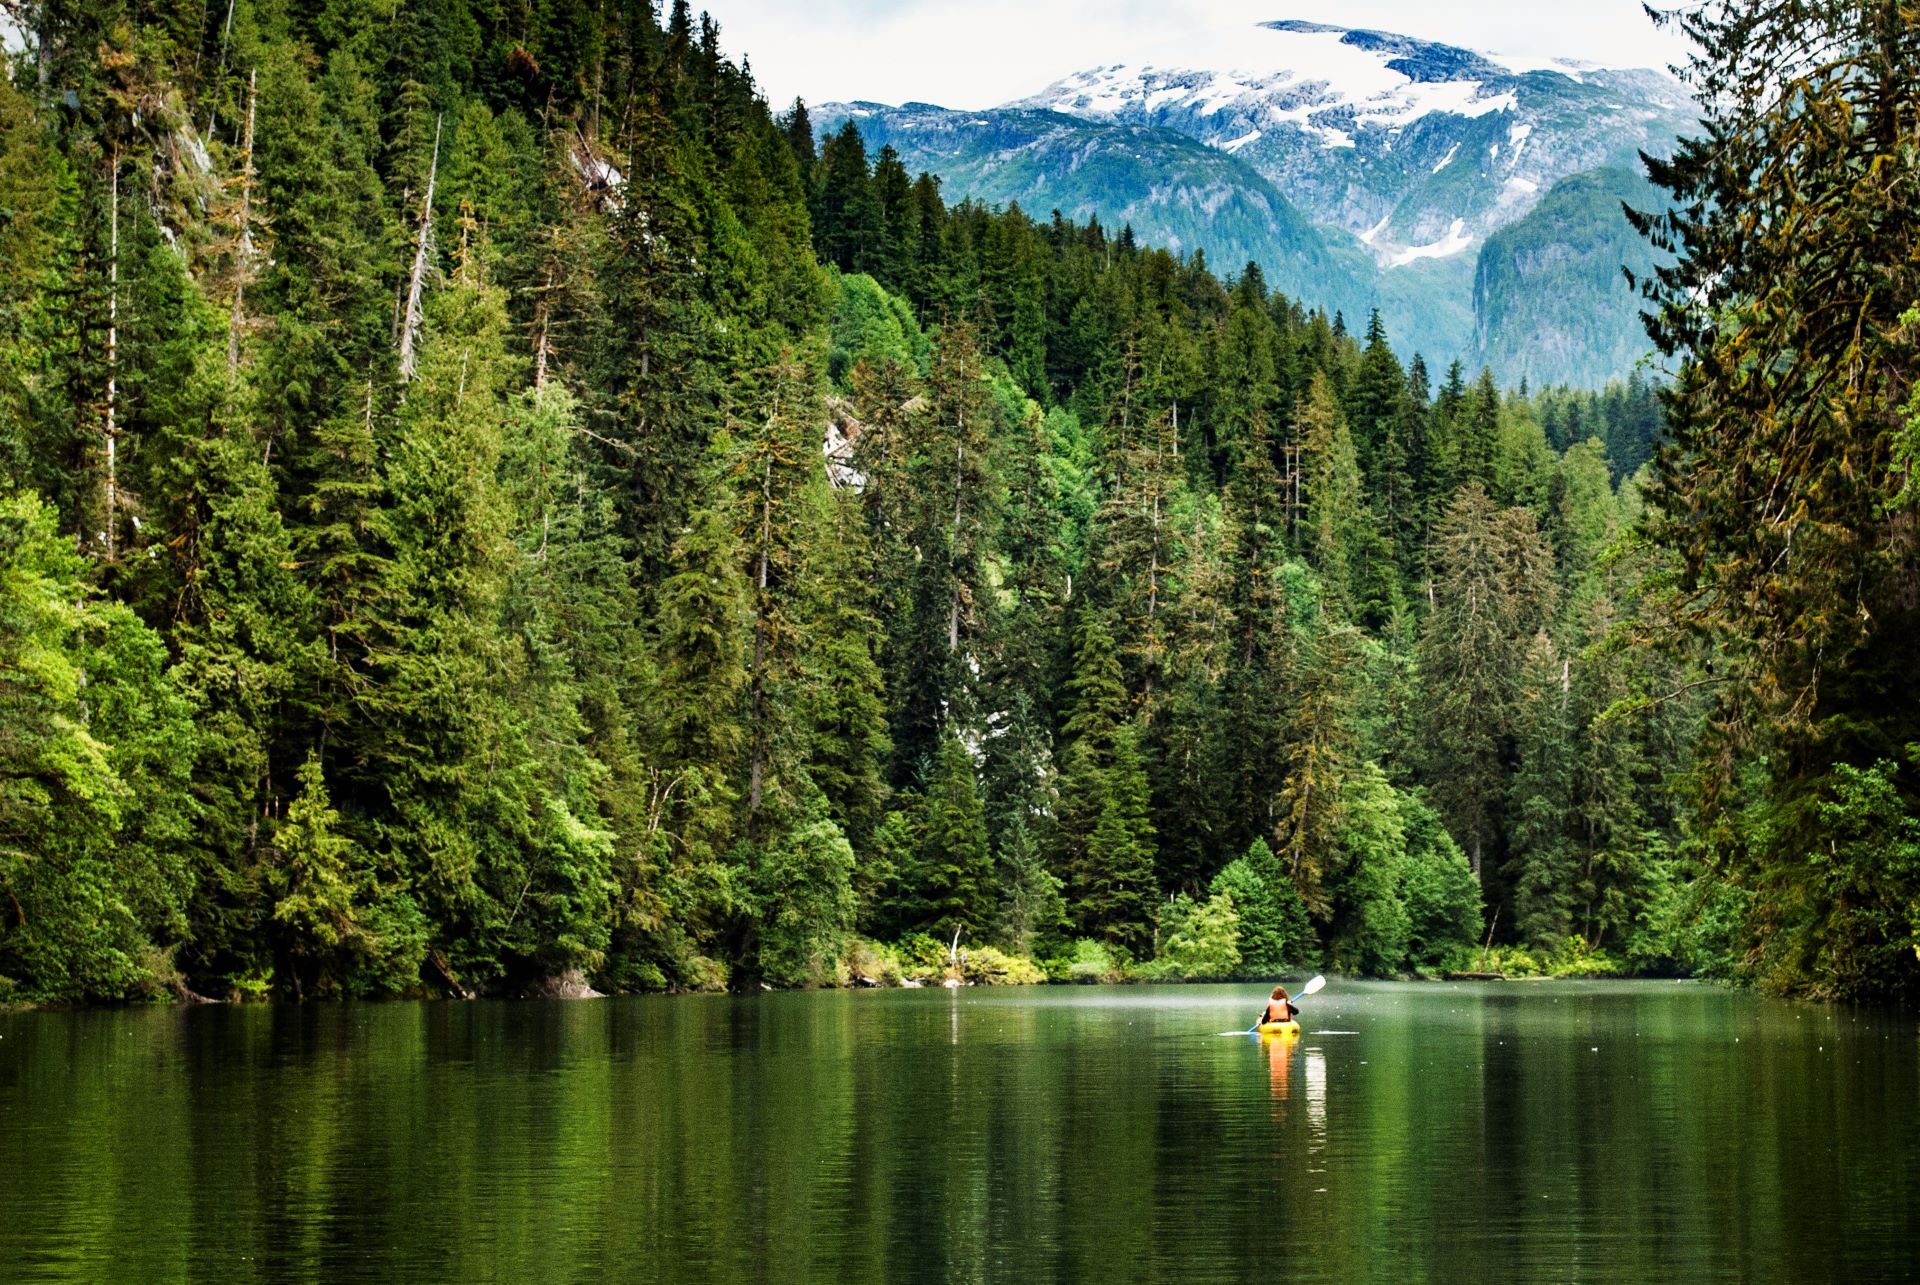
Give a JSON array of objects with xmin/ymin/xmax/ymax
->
[
  {"xmin": 1012, "ymin": 21, "xmax": 1692, "ymax": 268},
  {"xmin": 820, "ymin": 20, "xmax": 1697, "ymax": 387}
]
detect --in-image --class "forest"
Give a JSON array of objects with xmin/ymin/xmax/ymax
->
[{"xmin": 0, "ymin": 0, "xmax": 1913, "ymax": 1005}]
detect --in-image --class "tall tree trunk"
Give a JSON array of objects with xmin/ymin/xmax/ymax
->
[
  {"xmin": 104, "ymin": 144, "xmax": 119, "ymax": 561},
  {"xmin": 397, "ymin": 115, "xmax": 442, "ymax": 382},
  {"xmin": 748, "ymin": 456, "xmax": 772, "ymax": 816},
  {"xmin": 948, "ymin": 424, "xmax": 964, "ymax": 652}
]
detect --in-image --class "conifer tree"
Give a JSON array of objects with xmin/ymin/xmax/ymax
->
[
  {"xmin": 753, "ymin": 794, "xmax": 857, "ymax": 987},
  {"xmin": 1633, "ymin": 0, "xmax": 1920, "ymax": 995},
  {"xmin": 1272, "ymin": 617, "xmax": 1360, "ymax": 917},
  {"xmin": 1092, "ymin": 403, "xmax": 1187, "ymax": 708},
  {"xmin": 268, "ymin": 753, "xmax": 369, "ymax": 998},
  {"xmin": 1082, "ymin": 722, "xmax": 1157, "ymax": 953},
  {"xmin": 912, "ymin": 734, "xmax": 995, "ymax": 939},
  {"xmin": 735, "ymin": 349, "xmax": 826, "ymax": 824},
  {"xmin": 1209, "ymin": 837, "xmax": 1315, "ymax": 974},
  {"xmin": 1419, "ymin": 484, "xmax": 1556, "ymax": 881},
  {"xmin": 814, "ymin": 121, "xmax": 881, "ymax": 275},
  {"xmin": 995, "ymin": 815, "xmax": 1068, "ymax": 956},
  {"xmin": 1507, "ymin": 630, "xmax": 1576, "ymax": 947},
  {"xmin": 1057, "ymin": 610, "xmax": 1129, "ymax": 874},
  {"xmin": 801, "ymin": 487, "xmax": 892, "ymax": 851},
  {"xmin": 653, "ymin": 500, "xmax": 751, "ymax": 868},
  {"xmin": 1299, "ymin": 373, "xmax": 1366, "ymax": 614}
]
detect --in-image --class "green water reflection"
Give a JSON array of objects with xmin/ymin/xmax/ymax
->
[{"xmin": 2, "ymin": 982, "xmax": 1915, "ymax": 1283}]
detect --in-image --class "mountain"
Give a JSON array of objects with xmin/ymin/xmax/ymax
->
[
  {"xmin": 828, "ymin": 101, "xmax": 1375, "ymax": 324},
  {"xmin": 1473, "ymin": 166, "xmax": 1665, "ymax": 389},
  {"xmin": 822, "ymin": 20, "xmax": 1695, "ymax": 386}
]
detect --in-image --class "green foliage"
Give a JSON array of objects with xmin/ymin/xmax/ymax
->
[
  {"xmin": 1080, "ymin": 724, "xmax": 1157, "ymax": 955},
  {"xmin": 1328, "ymin": 764, "xmax": 1412, "ymax": 976},
  {"xmin": 908, "ymin": 736, "xmax": 995, "ymax": 940},
  {"xmin": 753, "ymin": 798, "xmax": 858, "ymax": 987},
  {"xmin": 0, "ymin": 493, "xmax": 197, "ymax": 1001},
  {"xmin": 1146, "ymin": 893, "xmax": 1242, "ymax": 980},
  {"xmin": 994, "ymin": 816, "xmax": 1068, "ymax": 957},
  {"xmin": 826, "ymin": 270, "xmax": 927, "ymax": 383},
  {"xmin": 1636, "ymin": 0, "xmax": 1920, "ymax": 999},
  {"xmin": 0, "ymin": 0, "xmax": 1779, "ymax": 1005},
  {"xmin": 959, "ymin": 946, "xmax": 1045, "ymax": 986},
  {"xmin": 1397, "ymin": 792, "xmax": 1483, "ymax": 968},
  {"xmin": 1062, "ymin": 938, "xmax": 1126, "ymax": 984},
  {"xmin": 1209, "ymin": 838, "xmax": 1315, "ymax": 975}
]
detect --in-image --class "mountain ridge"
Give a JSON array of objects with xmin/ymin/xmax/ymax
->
[{"xmin": 819, "ymin": 19, "xmax": 1692, "ymax": 386}]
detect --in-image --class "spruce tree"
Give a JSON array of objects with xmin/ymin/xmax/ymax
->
[
  {"xmin": 1507, "ymin": 630, "xmax": 1576, "ymax": 947},
  {"xmin": 1083, "ymin": 722, "xmax": 1157, "ymax": 954},
  {"xmin": 913, "ymin": 734, "xmax": 995, "ymax": 940}
]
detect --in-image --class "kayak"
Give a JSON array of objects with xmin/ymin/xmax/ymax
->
[{"xmin": 1256, "ymin": 1020, "xmax": 1301, "ymax": 1037}]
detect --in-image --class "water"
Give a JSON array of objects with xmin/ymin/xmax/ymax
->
[{"xmin": 1, "ymin": 981, "xmax": 1915, "ymax": 1283}]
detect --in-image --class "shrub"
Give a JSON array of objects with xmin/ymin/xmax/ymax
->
[
  {"xmin": 1147, "ymin": 893, "xmax": 1242, "ymax": 980},
  {"xmin": 1065, "ymin": 938, "xmax": 1124, "ymax": 983},
  {"xmin": 960, "ymin": 946, "xmax": 1045, "ymax": 986},
  {"xmin": 1398, "ymin": 792, "xmax": 1483, "ymax": 967}
]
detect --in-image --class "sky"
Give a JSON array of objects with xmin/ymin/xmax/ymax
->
[{"xmin": 708, "ymin": 1, "xmax": 1693, "ymax": 111}]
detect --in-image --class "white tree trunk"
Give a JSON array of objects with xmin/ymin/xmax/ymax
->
[
  {"xmin": 104, "ymin": 145, "xmax": 119, "ymax": 560},
  {"xmin": 397, "ymin": 115, "xmax": 442, "ymax": 382}
]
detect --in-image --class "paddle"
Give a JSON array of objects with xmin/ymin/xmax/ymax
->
[{"xmin": 1221, "ymin": 975, "xmax": 1326, "ymax": 1035}]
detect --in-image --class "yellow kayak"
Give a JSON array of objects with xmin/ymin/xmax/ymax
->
[{"xmin": 1257, "ymin": 1020, "xmax": 1301, "ymax": 1037}]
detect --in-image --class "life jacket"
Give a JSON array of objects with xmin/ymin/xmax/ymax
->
[{"xmin": 1264, "ymin": 999, "xmax": 1294, "ymax": 1024}]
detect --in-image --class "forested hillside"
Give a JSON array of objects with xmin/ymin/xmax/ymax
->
[{"xmin": 0, "ymin": 0, "xmax": 1910, "ymax": 1005}]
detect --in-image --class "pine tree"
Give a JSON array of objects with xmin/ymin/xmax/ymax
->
[
  {"xmin": 1209, "ymin": 836, "xmax": 1315, "ymax": 975},
  {"xmin": 1327, "ymin": 763, "xmax": 1410, "ymax": 976},
  {"xmin": 801, "ymin": 486, "xmax": 892, "ymax": 851},
  {"xmin": 735, "ymin": 348, "xmax": 827, "ymax": 824},
  {"xmin": 1083, "ymin": 722, "xmax": 1157, "ymax": 954},
  {"xmin": 653, "ymin": 500, "xmax": 751, "ymax": 867},
  {"xmin": 1272, "ymin": 618, "xmax": 1360, "ymax": 918},
  {"xmin": 592, "ymin": 91, "xmax": 720, "ymax": 582},
  {"xmin": 1457, "ymin": 367, "xmax": 1501, "ymax": 490},
  {"xmin": 994, "ymin": 815, "xmax": 1067, "ymax": 956},
  {"xmin": 267, "ymin": 753, "xmax": 369, "ymax": 998},
  {"xmin": 1507, "ymin": 630, "xmax": 1576, "ymax": 947},
  {"xmin": 753, "ymin": 794, "xmax": 857, "ymax": 987},
  {"xmin": 1419, "ymin": 484, "xmax": 1556, "ymax": 883},
  {"xmin": 1299, "ymin": 372, "xmax": 1366, "ymax": 614},
  {"xmin": 1057, "ymin": 610, "xmax": 1129, "ymax": 879},
  {"xmin": 1345, "ymin": 308, "xmax": 1406, "ymax": 474},
  {"xmin": 1633, "ymin": 0, "xmax": 1920, "ymax": 995},
  {"xmin": 1091, "ymin": 402, "xmax": 1186, "ymax": 708},
  {"xmin": 912, "ymin": 735, "xmax": 995, "ymax": 940},
  {"xmin": 814, "ymin": 121, "xmax": 882, "ymax": 274}
]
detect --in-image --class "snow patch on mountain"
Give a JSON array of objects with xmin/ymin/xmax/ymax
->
[
  {"xmin": 1018, "ymin": 22, "xmax": 1525, "ymax": 136},
  {"xmin": 1389, "ymin": 217, "xmax": 1473, "ymax": 268}
]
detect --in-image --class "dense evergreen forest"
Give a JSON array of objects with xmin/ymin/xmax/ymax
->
[{"xmin": 0, "ymin": 0, "xmax": 1912, "ymax": 1005}]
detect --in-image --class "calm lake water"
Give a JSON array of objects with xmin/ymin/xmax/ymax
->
[{"xmin": 1, "ymin": 981, "xmax": 1916, "ymax": 1283}]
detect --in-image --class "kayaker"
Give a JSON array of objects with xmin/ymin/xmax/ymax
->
[{"xmin": 1260, "ymin": 985, "xmax": 1297, "ymax": 1026}]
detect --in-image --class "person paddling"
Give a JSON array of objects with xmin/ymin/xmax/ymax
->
[{"xmin": 1260, "ymin": 984, "xmax": 1298, "ymax": 1027}]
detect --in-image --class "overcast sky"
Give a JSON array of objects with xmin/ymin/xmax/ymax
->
[{"xmin": 709, "ymin": 1, "xmax": 1692, "ymax": 111}]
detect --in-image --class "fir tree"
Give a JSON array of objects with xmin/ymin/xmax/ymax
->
[{"xmin": 912, "ymin": 734, "xmax": 995, "ymax": 940}]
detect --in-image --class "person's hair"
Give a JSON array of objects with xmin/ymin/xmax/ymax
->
[{"xmin": 1270, "ymin": 985, "xmax": 1289, "ymax": 1001}]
